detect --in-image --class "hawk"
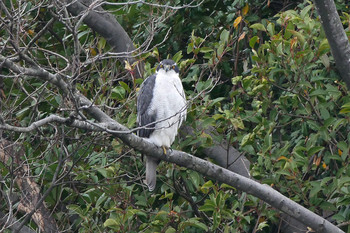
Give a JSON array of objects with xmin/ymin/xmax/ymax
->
[{"xmin": 137, "ymin": 59, "xmax": 187, "ymax": 191}]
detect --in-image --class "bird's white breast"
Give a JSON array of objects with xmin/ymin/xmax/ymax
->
[{"xmin": 146, "ymin": 70, "xmax": 187, "ymax": 148}]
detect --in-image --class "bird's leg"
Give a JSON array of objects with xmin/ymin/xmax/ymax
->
[{"xmin": 162, "ymin": 146, "xmax": 167, "ymax": 155}]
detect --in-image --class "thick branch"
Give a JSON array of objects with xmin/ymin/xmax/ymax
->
[
  {"xmin": 314, "ymin": 0, "xmax": 350, "ymax": 88},
  {"xmin": 180, "ymin": 125, "xmax": 250, "ymax": 178},
  {"xmin": 1, "ymin": 112, "xmax": 342, "ymax": 232},
  {"xmin": 64, "ymin": 0, "xmax": 143, "ymax": 78},
  {"xmin": 104, "ymin": 123, "xmax": 343, "ymax": 233}
]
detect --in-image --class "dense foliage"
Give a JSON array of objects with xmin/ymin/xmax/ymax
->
[{"xmin": 1, "ymin": 0, "xmax": 350, "ymax": 232}]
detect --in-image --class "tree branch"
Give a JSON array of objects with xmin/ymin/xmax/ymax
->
[
  {"xmin": 0, "ymin": 140, "xmax": 59, "ymax": 233},
  {"xmin": 63, "ymin": 0, "xmax": 144, "ymax": 78},
  {"xmin": 0, "ymin": 210, "xmax": 35, "ymax": 233},
  {"xmin": 314, "ymin": 0, "xmax": 350, "ymax": 88}
]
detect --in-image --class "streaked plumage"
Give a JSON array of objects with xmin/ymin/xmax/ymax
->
[{"xmin": 137, "ymin": 59, "xmax": 187, "ymax": 191}]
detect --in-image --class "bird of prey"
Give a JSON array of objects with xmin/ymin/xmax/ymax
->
[{"xmin": 137, "ymin": 59, "xmax": 187, "ymax": 191}]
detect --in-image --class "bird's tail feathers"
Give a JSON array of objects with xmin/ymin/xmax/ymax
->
[{"xmin": 146, "ymin": 156, "xmax": 158, "ymax": 192}]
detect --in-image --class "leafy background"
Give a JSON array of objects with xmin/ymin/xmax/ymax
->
[{"xmin": 1, "ymin": 0, "xmax": 350, "ymax": 232}]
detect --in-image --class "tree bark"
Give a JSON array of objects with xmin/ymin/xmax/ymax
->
[
  {"xmin": 0, "ymin": 210, "xmax": 35, "ymax": 233},
  {"xmin": 314, "ymin": 0, "xmax": 350, "ymax": 88},
  {"xmin": 180, "ymin": 125, "xmax": 251, "ymax": 178},
  {"xmin": 65, "ymin": 0, "xmax": 144, "ymax": 78},
  {"xmin": 0, "ymin": 140, "xmax": 59, "ymax": 233}
]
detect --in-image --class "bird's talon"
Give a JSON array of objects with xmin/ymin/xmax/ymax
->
[{"xmin": 162, "ymin": 146, "xmax": 167, "ymax": 155}]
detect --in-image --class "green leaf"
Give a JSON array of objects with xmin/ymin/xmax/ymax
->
[
  {"xmin": 309, "ymin": 181, "xmax": 321, "ymax": 197},
  {"xmin": 211, "ymin": 97, "xmax": 225, "ymax": 106},
  {"xmin": 262, "ymin": 133, "xmax": 272, "ymax": 154},
  {"xmin": 200, "ymin": 47, "xmax": 214, "ymax": 53},
  {"xmin": 284, "ymin": 22, "xmax": 294, "ymax": 39},
  {"xmin": 220, "ymin": 29, "xmax": 230, "ymax": 43},
  {"xmin": 266, "ymin": 22, "xmax": 275, "ymax": 36},
  {"xmin": 338, "ymin": 177, "xmax": 350, "ymax": 187},
  {"xmin": 300, "ymin": 4, "xmax": 313, "ymax": 19},
  {"xmin": 220, "ymin": 183, "xmax": 235, "ymax": 190},
  {"xmin": 159, "ymin": 192, "xmax": 174, "ymax": 200},
  {"xmin": 241, "ymin": 133, "xmax": 252, "ymax": 147},
  {"xmin": 200, "ymin": 117, "xmax": 216, "ymax": 128},
  {"xmin": 111, "ymin": 86, "xmax": 125, "ymax": 100},
  {"xmin": 249, "ymin": 36, "xmax": 259, "ymax": 49},
  {"xmin": 319, "ymin": 201, "xmax": 337, "ymax": 211},
  {"xmin": 179, "ymin": 218, "xmax": 208, "ymax": 231},
  {"xmin": 96, "ymin": 193, "xmax": 107, "ymax": 208},
  {"xmin": 276, "ymin": 43, "xmax": 284, "ymax": 56},
  {"xmin": 165, "ymin": 227, "xmax": 177, "ymax": 233},
  {"xmin": 250, "ymin": 23, "xmax": 266, "ymax": 31},
  {"xmin": 320, "ymin": 107, "xmax": 330, "ymax": 120},
  {"xmin": 119, "ymin": 81, "xmax": 131, "ymax": 93},
  {"xmin": 217, "ymin": 44, "xmax": 225, "ymax": 57},
  {"xmin": 67, "ymin": 204, "xmax": 84, "ymax": 216},
  {"xmin": 320, "ymin": 54, "xmax": 330, "ymax": 69},
  {"xmin": 337, "ymin": 141, "xmax": 348, "ymax": 152},
  {"xmin": 212, "ymin": 211, "xmax": 221, "ymax": 230},
  {"xmin": 97, "ymin": 168, "xmax": 108, "ymax": 178},
  {"xmin": 340, "ymin": 102, "xmax": 350, "ymax": 113},
  {"xmin": 98, "ymin": 37, "xmax": 106, "ymax": 51},
  {"xmin": 307, "ymin": 146, "xmax": 324, "ymax": 157},
  {"xmin": 200, "ymin": 180, "xmax": 214, "ymax": 193},
  {"xmin": 187, "ymin": 42, "xmax": 194, "ymax": 54},
  {"xmin": 172, "ymin": 50, "xmax": 183, "ymax": 63},
  {"xmin": 288, "ymin": 30, "xmax": 305, "ymax": 45},
  {"xmin": 199, "ymin": 202, "xmax": 216, "ymax": 212},
  {"xmin": 309, "ymin": 89, "xmax": 328, "ymax": 96},
  {"xmin": 230, "ymin": 117, "xmax": 244, "ymax": 130},
  {"xmin": 104, "ymin": 218, "xmax": 119, "ymax": 227},
  {"xmin": 189, "ymin": 171, "xmax": 201, "ymax": 188}
]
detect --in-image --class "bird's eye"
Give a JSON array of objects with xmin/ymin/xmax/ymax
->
[
  {"xmin": 172, "ymin": 65, "xmax": 175, "ymax": 69},
  {"xmin": 160, "ymin": 64, "xmax": 163, "ymax": 68}
]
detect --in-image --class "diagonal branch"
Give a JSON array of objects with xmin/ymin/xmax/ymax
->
[
  {"xmin": 63, "ymin": 0, "xmax": 144, "ymax": 78},
  {"xmin": 0, "ymin": 40, "xmax": 344, "ymax": 233}
]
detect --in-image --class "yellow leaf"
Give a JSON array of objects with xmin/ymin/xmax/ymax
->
[
  {"xmin": 258, "ymin": 216, "xmax": 266, "ymax": 223},
  {"xmin": 290, "ymin": 37, "xmax": 298, "ymax": 50},
  {"xmin": 242, "ymin": 4, "xmax": 249, "ymax": 16},
  {"xmin": 89, "ymin": 48, "xmax": 97, "ymax": 56},
  {"xmin": 124, "ymin": 60, "xmax": 132, "ymax": 71},
  {"xmin": 338, "ymin": 149, "xmax": 343, "ymax": 156},
  {"xmin": 27, "ymin": 29, "xmax": 34, "ymax": 36},
  {"xmin": 234, "ymin": 16, "xmax": 242, "ymax": 29},
  {"xmin": 277, "ymin": 156, "xmax": 290, "ymax": 161},
  {"xmin": 315, "ymin": 156, "xmax": 321, "ymax": 166},
  {"xmin": 238, "ymin": 32, "xmax": 246, "ymax": 42}
]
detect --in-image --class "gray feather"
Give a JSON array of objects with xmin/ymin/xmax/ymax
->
[
  {"xmin": 137, "ymin": 74, "xmax": 157, "ymax": 138},
  {"xmin": 146, "ymin": 156, "xmax": 158, "ymax": 191}
]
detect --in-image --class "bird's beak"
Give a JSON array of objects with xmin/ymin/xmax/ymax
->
[{"xmin": 164, "ymin": 65, "xmax": 171, "ymax": 72}]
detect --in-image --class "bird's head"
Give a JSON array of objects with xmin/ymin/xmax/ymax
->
[{"xmin": 157, "ymin": 59, "xmax": 179, "ymax": 73}]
